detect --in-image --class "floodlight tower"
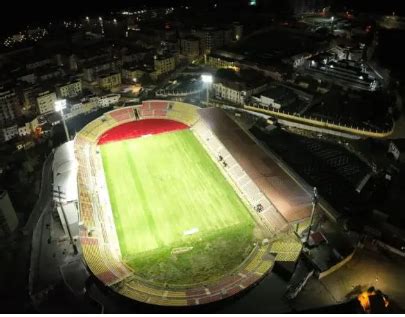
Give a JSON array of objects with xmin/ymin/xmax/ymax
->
[
  {"xmin": 55, "ymin": 99, "xmax": 70, "ymax": 142},
  {"xmin": 305, "ymin": 187, "xmax": 319, "ymax": 245},
  {"xmin": 330, "ymin": 16, "xmax": 335, "ymax": 32},
  {"xmin": 99, "ymin": 16, "xmax": 104, "ymax": 35},
  {"xmin": 201, "ymin": 74, "xmax": 213, "ymax": 106}
]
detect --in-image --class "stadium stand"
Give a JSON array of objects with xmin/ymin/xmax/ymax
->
[
  {"xmin": 192, "ymin": 120, "xmax": 288, "ymax": 236},
  {"xmin": 270, "ymin": 234, "xmax": 303, "ymax": 263},
  {"xmin": 109, "ymin": 108, "xmax": 135, "ymax": 122}
]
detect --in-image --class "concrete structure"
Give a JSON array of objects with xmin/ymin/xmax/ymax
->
[
  {"xmin": 283, "ymin": 52, "xmax": 311, "ymax": 68},
  {"xmin": 193, "ymin": 27, "xmax": 224, "ymax": 53},
  {"xmin": 288, "ymin": 0, "xmax": 330, "ymax": 14},
  {"xmin": 36, "ymin": 66, "xmax": 63, "ymax": 82},
  {"xmin": 98, "ymin": 72, "xmax": 122, "ymax": 91},
  {"xmin": 64, "ymin": 98, "xmax": 99, "ymax": 120},
  {"xmin": 56, "ymin": 79, "xmax": 82, "ymax": 99},
  {"xmin": 98, "ymin": 94, "xmax": 120, "ymax": 107},
  {"xmin": 121, "ymin": 66, "xmax": 145, "ymax": 83},
  {"xmin": 233, "ymin": 22, "xmax": 243, "ymax": 42},
  {"xmin": 83, "ymin": 58, "xmax": 122, "ymax": 82},
  {"xmin": 36, "ymin": 90, "xmax": 57, "ymax": 114},
  {"xmin": 0, "ymin": 88, "xmax": 18, "ymax": 127},
  {"xmin": 305, "ymin": 59, "xmax": 378, "ymax": 91},
  {"xmin": 252, "ymin": 85, "xmax": 298, "ymax": 109},
  {"xmin": 0, "ymin": 124, "xmax": 18, "ymax": 142},
  {"xmin": 180, "ymin": 36, "xmax": 200, "ymax": 61},
  {"xmin": 18, "ymin": 124, "xmax": 31, "ymax": 136},
  {"xmin": 207, "ymin": 52, "xmax": 241, "ymax": 70},
  {"xmin": 213, "ymin": 73, "xmax": 267, "ymax": 105},
  {"xmin": 18, "ymin": 85, "xmax": 39, "ymax": 111},
  {"xmin": 0, "ymin": 190, "xmax": 19, "ymax": 237},
  {"xmin": 26, "ymin": 57, "xmax": 52, "ymax": 70},
  {"xmin": 154, "ymin": 54, "xmax": 175, "ymax": 77}
]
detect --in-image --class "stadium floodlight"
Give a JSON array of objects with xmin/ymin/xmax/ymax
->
[
  {"xmin": 55, "ymin": 99, "xmax": 70, "ymax": 142},
  {"xmin": 201, "ymin": 74, "xmax": 213, "ymax": 106},
  {"xmin": 201, "ymin": 74, "xmax": 213, "ymax": 83},
  {"xmin": 54, "ymin": 99, "xmax": 67, "ymax": 112},
  {"xmin": 305, "ymin": 187, "xmax": 319, "ymax": 245}
]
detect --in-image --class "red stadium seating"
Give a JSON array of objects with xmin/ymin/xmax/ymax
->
[
  {"xmin": 98, "ymin": 119, "xmax": 188, "ymax": 145},
  {"xmin": 143, "ymin": 100, "xmax": 168, "ymax": 111},
  {"xmin": 110, "ymin": 108, "xmax": 135, "ymax": 122}
]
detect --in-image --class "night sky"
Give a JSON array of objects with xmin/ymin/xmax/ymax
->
[
  {"xmin": 0, "ymin": 0, "xmax": 184, "ymax": 36},
  {"xmin": 1, "ymin": 0, "xmax": 405, "ymax": 37}
]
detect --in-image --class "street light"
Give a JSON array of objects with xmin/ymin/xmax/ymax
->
[
  {"xmin": 55, "ymin": 99, "xmax": 70, "ymax": 142},
  {"xmin": 305, "ymin": 187, "xmax": 319, "ymax": 245},
  {"xmin": 53, "ymin": 186, "xmax": 78, "ymax": 255},
  {"xmin": 201, "ymin": 74, "xmax": 213, "ymax": 106}
]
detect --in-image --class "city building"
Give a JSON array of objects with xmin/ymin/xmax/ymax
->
[
  {"xmin": 233, "ymin": 22, "xmax": 243, "ymax": 42},
  {"xmin": 26, "ymin": 57, "xmax": 52, "ymax": 70},
  {"xmin": 16, "ymin": 71, "xmax": 36, "ymax": 84},
  {"xmin": 17, "ymin": 84, "xmax": 39, "ymax": 112},
  {"xmin": 154, "ymin": 54, "xmax": 175, "ymax": 76},
  {"xmin": 98, "ymin": 94, "xmax": 121, "ymax": 108},
  {"xmin": 0, "ymin": 88, "xmax": 19, "ymax": 127},
  {"xmin": 192, "ymin": 27, "xmax": 225, "ymax": 54},
  {"xmin": 180, "ymin": 36, "xmax": 200, "ymax": 61},
  {"xmin": 207, "ymin": 51, "xmax": 242, "ymax": 70},
  {"xmin": 388, "ymin": 140, "xmax": 405, "ymax": 163},
  {"xmin": 121, "ymin": 66, "xmax": 145, "ymax": 83},
  {"xmin": 0, "ymin": 190, "xmax": 19, "ymax": 237},
  {"xmin": 64, "ymin": 98, "xmax": 99, "ymax": 120},
  {"xmin": 56, "ymin": 79, "xmax": 82, "ymax": 99},
  {"xmin": 305, "ymin": 59, "xmax": 378, "ymax": 91},
  {"xmin": 36, "ymin": 66, "xmax": 63, "ymax": 82},
  {"xmin": 288, "ymin": 0, "xmax": 331, "ymax": 14},
  {"xmin": 83, "ymin": 58, "xmax": 122, "ymax": 82},
  {"xmin": 252, "ymin": 85, "xmax": 298, "ymax": 109},
  {"xmin": 122, "ymin": 50, "xmax": 149, "ymax": 64},
  {"xmin": 98, "ymin": 72, "xmax": 122, "ymax": 91},
  {"xmin": 36, "ymin": 90, "xmax": 57, "ymax": 114},
  {"xmin": 0, "ymin": 124, "xmax": 18, "ymax": 142},
  {"xmin": 282, "ymin": 52, "xmax": 312, "ymax": 68},
  {"xmin": 18, "ymin": 124, "xmax": 31, "ymax": 136},
  {"xmin": 213, "ymin": 70, "xmax": 268, "ymax": 105}
]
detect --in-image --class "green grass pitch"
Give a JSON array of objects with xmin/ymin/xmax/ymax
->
[{"xmin": 100, "ymin": 129, "xmax": 256, "ymax": 284}]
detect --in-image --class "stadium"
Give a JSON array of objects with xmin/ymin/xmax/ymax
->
[{"xmin": 74, "ymin": 100, "xmax": 305, "ymax": 307}]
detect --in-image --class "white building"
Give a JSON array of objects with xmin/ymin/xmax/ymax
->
[
  {"xmin": 98, "ymin": 94, "xmax": 120, "ymax": 108},
  {"xmin": 18, "ymin": 124, "xmax": 31, "ymax": 137},
  {"xmin": 0, "ymin": 88, "xmax": 17, "ymax": 127},
  {"xmin": 0, "ymin": 125, "xmax": 18, "ymax": 142},
  {"xmin": 0, "ymin": 190, "xmax": 19, "ymax": 237},
  {"xmin": 56, "ymin": 79, "xmax": 82, "ymax": 99},
  {"xmin": 251, "ymin": 85, "xmax": 298, "ymax": 110},
  {"xmin": 283, "ymin": 52, "xmax": 311, "ymax": 68},
  {"xmin": 64, "ymin": 99, "xmax": 99, "ymax": 120},
  {"xmin": 36, "ymin": 90, "xmax": 57, "ymax": 114},
  {"xmin": 213, "ymin": 81, "xmax": 267, "ymax": 105}
]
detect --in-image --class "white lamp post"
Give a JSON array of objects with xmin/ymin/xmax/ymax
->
[
  {"xmin": 201, "ymin": 74, "xmax": 213, "ymax": 106},
  {"xmin": 55, "ymin": 99, "xmax": 70, "ymax": 142}
]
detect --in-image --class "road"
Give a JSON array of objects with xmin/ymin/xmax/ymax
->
[
  {"xmin": 22, "ymin": 152, "xmax": 54, "ymax": 236},
  {"xmin": 290, "ymin": 248, "xmax": 405, "ymax": 311}
]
